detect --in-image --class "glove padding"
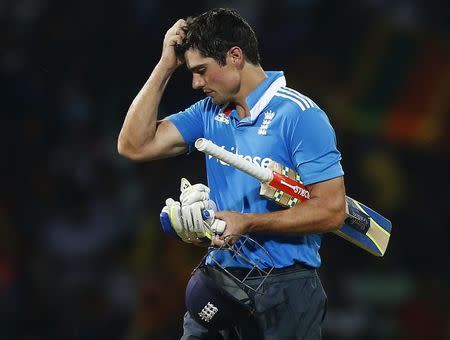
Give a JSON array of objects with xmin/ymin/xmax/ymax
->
[
  {"xmin": 160, "ymin": 178, "xmax": 226, "ymax": 243},
  {"xmin": 160, "ymin": 198, "xmax": 213, "ymax": 242},
  {"xmin": 179, "ymin": 178, "xmax": 217, "ymax": 233},
  {"xmin": 180, "ymin": 182, "xmax": 211, "ymax": 206}
]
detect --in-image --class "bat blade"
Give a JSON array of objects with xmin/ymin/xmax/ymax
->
[{"xmin": 340, "ymin": 197, "xmax": 392, "ymax": 256}]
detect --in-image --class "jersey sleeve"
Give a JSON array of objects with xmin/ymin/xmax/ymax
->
[
  {"xmin": 287, "ymin": 107, "xmax": 344, "ymax": 185},
  {"xmin": 165, "ymin": 100, "xmax": 206, "ymax": 153}
]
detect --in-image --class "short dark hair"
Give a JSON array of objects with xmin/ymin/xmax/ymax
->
[{"xmin": 175, "ymin": 8, "xmax": 261, "ymax": 66}]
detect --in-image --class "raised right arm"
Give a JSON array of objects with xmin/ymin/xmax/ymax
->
[{"xmin": 117, "ymin": 19, "xmax": 188, "ymax": 161}]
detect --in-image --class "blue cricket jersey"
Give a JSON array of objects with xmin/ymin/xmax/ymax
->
[{"xmin": 167, "ymin": 71, "xmax": 344, "ymax": 269}]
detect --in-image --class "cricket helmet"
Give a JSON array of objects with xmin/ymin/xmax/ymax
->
[{"xmin": 185, "ymin": 234, "xmax": 274, "ymax": 330}]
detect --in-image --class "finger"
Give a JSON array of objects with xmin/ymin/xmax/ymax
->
[
  {"xmin": 181, "ymin": 192, "xmax": 209, "ymax": 206},
  {"xmin": 211, "ymin": 235, "xmax": 225, "ymax": 247},
  {"xmin": 180, "ymin": 188, "xmax": 209, "ymax": 205},
  {"xmin": 176, "ymin": 18, "xmax": 187, "ymax": 26},
  {"xmin": 180, "ymin": 184, "xmax": 210, "ymax": 198},
  {"xmin": 181, "ymin": 205, "xmax": 194, "ymax": 233},
  {"xmin": 168, "ymin": 204, "xmax": 186, "ymax": 238},
  {"xmin": 165, "ymin": 198, "xmax": 176, "ymax": 206},
  {"xmin": 175, "ymin": 28, "xmax": 186, "ymax": 37},
  {"xmin": 214, "ymin": 211, "xmax": 226, "ymax": 219},
  {"xmin": 168, "ymin": 19, "xmax": 186, "ymax": 34},
  {"xmin": 182, "ymin": 184, "xmax": 210, "ymax": 194},
  {"xmin": 191, "ymin": 203, "xmax": 206, "ymax": 237},
  {"xmin": 175, "ymin": 19, "xmax": 187, "ymax": 33},
  {"xmin": 168, "ymin": 35, "xmax": 183, "ymax": 47},
  {"xmin": 190, "ymin": 202, "xmax": 213, "ymax": 239},
  {"xmin": 181, "ymin": 189, "xmax": 209, "ymax": 202}
]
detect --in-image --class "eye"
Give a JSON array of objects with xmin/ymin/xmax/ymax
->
[{"xmin": 197, "ymin": 68, "xmax": 206, "ymax": 75}]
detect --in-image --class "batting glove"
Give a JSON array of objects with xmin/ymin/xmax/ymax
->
[
  {"xmin": 160, "ymin": 198, "xmax": 213, "ymax": 242},
  {"xmin": 160, "ymin": 178, "xmax": 226, "ymax": 242},
  {"xmin": 179, "ymin": 178, "xmax": 217, "ymax": 234},
  {"xmin": 180, "ymin": 179, "xmax": 211, "ymax": 206}
]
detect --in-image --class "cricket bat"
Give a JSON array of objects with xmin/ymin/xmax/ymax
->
[{"xmin": 195, "ymin": 138, "xmax": 392, "ymax": 257}]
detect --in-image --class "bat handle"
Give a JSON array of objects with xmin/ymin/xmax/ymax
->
[
  {"xmin": 195, "ymin": 138, "xmax": 273, "ymax": 183},
  {"xmin": 202, "ymin": 209, "xmax": 214, "ymax": 221},
  {"xmin": 202, "ymin": 209, "xmax": 226, "ymax": 235}
]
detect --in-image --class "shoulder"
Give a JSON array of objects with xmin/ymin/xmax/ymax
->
[
  {"xmin": 271, "ymin": 86, "xmax": 328, "ymax": 126},
  {"xmin": 273, "ymin": 86, "xmax": 320, "ymax": 113},
  {"xmin": 269, "ymin": 87, "xmax": 337, "ymax": 137}
]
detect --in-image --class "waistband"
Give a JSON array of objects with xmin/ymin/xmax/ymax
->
[{"xmin": 223, "ymin": 262, "xmax": 316, "ymax": 281}]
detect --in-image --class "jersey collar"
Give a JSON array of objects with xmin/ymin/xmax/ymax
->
[
  {"xmin": 248, "ymin": 71, "xmax": 286, "ymax": 121},
  {"xmin": 219, "ymin": 71, "xmax": 286, "ymax": 122}
]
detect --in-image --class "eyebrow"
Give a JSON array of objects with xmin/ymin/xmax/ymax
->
[{"xmin": 188, "ymin": 63, "xmax": 207, "ymax": 72}]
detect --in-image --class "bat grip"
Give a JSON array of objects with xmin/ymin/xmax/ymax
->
[
  {"xmin": 202, "ymin": 209, "xmax": 214, "ymax": 221},
  {"xmin": 202, "ymin": 209, "xmax": 226, "ymax": 235},
  {"xmin": 195, "ymin": 138, "xmax": 273, "ymax": 183}
]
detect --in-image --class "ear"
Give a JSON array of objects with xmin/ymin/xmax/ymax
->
[{"xmin": 227, "ymin": 46, "xmax": 244, "ymax": 68}]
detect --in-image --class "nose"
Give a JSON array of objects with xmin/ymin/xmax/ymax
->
[{"xmin": 192, "ymin": 74, "xmax": 205, "ymax": 90}]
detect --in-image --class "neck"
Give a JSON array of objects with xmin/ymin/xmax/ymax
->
[{"xmin": 234, "ymin": 64, "xmax": 266, "ymax": 119}]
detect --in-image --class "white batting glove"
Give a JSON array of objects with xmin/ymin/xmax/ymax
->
[
  {"xmin": 160, "ymin": 198, "xmax": 213, "ymax": 243},
  {"xmin": 179, "ymin": 178, "xmax": 218, "ymax": 234},
  {"xmin": 180, "ymin": 180, "xmax": 211, "ymax": 206},
  {"xmin": 160, "ymin": 178, "xmax": 226, "ymax": 243}
]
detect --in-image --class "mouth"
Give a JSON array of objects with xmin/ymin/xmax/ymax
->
[{"xmin": 204, "ymin": 90, "xmax": 214, "ymax": 97}]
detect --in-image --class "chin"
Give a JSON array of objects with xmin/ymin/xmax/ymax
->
[{"xmin": 211, "ymin": 96, "xmax": 227, "ymax": 105}]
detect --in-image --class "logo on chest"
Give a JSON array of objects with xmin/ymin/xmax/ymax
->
[
  {"xmin": 258, "ymin": 110, "xmax": 276, "ymax": 135},
  {"xmin": 214, "ymin": 112, "xmax": 230, "ymax": 125}
]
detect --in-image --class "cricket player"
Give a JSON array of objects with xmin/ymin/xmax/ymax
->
[{"xmin": 118, "ymin": 8, "xmax": 346, "ymax": 339}]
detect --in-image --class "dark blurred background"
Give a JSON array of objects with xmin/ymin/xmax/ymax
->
[{"xmin": 1, "ymin": 0, "xmax": 449, "ymax": 339}]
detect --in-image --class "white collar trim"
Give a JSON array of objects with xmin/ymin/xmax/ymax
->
[{"xmin": 249, "ymin": 76, "xmax": 286, "ymax": 121}]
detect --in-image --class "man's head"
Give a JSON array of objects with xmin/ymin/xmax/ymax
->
[
  {"xmin": 175, "ymin": 8, "xmax": 260, "ymax": 66},
  {"xmin": 175, "ymin": 8, "xmax": 262, "ymax": 105}
]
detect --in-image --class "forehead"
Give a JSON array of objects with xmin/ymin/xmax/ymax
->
[{"xmin": 185, "ymin": 49, "xmax": 216, "ymax": 69}]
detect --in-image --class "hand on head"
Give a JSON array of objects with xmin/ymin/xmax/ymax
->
[{"xmin": 160, "ymin": 19, "xmax": 187, "ymax": 69}]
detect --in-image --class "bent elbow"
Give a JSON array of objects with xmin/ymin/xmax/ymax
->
[
  {"xmin": 329, "ymin": 208, "xmax": 346, "ymax": 231},
  {"xmin": 324, "ymin": 199, "xmax": 346, "ymax": 232},
  {"xmin": 117, "ymin": 138, "xmax": 145, "ymax": 161},
  {"xmin": 117, "ymin": 139, "xmax": 127, "ymax": 157},
  {"xmin": 117, "ymin": 138, "xmax": 132, "ymax": 159}
]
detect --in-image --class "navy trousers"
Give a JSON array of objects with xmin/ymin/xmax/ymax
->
[{"xmin": 181, "ymin": 265, "xmax": 327, "ymax": 339}]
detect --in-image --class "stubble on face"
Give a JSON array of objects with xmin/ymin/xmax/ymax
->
[{"xmin": 185, "ymin": 49, "xmax": 240, "ymax": 105}]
